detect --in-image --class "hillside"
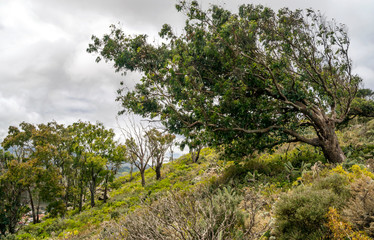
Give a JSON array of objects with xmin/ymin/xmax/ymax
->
[{"xmin": 5, "ymin": 119, "xmax": 374, "ymax": 240}]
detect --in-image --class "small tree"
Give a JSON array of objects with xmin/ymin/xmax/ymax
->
[
  {"xmin": 121, "ymin": 121, "xmax": 153, "ymax": 187},
  {"xmin": 102, "ymin": 144, "xmax": 127, "ymax": 202},
  {"xmin": 180, "ymin": 131, "xmax": 205, "ymax": 163},
  {"xmin": 0, "ymin": 160, "xmax": 30, "ymax": 235},
  {"xmin": 146, "ymin": 128, "xmax": 175, "ymax": 180}
]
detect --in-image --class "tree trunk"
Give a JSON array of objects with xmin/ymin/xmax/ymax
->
[
  {"xmin": 191, "ymin": 147, "xmax": 201, "ymax": 163},
  {"xmin": 130, "ymin": 163, "xmax": 134, "ymax": 181},
  {"xmin": 0, "ymin": 225, "xmax": 5, "ymax": 236},
  {"xmin": 318, "ymin": 120, "xmax": 346, "ymax": 163},
  {"xmin": 79, "ymin": 185, "xmax": 84, "ymax": 212},
  {"xmin": 320, "ymin": 131, "xmax": 346, "ymax": 163},
  {"xmin": 155, "ymin": 164, "xmax": 162, "ymax": 180},
  {"xmin": 36, "ymin": 207, "xmax": 39, "ymax": 223},
  {"xmin": 140, "ymin": 170, "xmax": 146, "ymax": 187},
  {"xmin": 103, "ymin": 173, "xmax": 109, "ymax": 203},
  {"xmin": 90, "ymin": 186, "xmax": 95, "ymax": 207},
  {"xmin": 65, "ymin": 178, "xmax": 71, "ymax": 209},
  {"xmin": 103, "ymin": 185, "xmax": 108, "ymax": 203},
  {"xmin": 8, "ymin": 222, "xmax": 15, "ymax": 234},
  {"xmin": 27, "ymin": 187, "xmax": 37, "ymax": 224},
  {"xmin": 90, "ymin": 174, "xmax": 96, "ymax": 207}
]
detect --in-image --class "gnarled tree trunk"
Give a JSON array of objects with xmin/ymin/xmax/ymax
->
[{"xmin": 319, "ymin": 122, "xmax": 346, "ymax": 163}]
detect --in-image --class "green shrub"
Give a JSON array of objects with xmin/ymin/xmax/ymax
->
[
  {"xmin": 273, "ymin": 174, "xmax": 350, "ymax": 240},
  {"xmin": 46, "ymin": 200, "xmax": 66, "ymax": 217},
  {"xmin": 99, "ymin": 186, "xmax": 258, "ymax": 240},
  {"xmin": 224, "ymin": 145, "xmax": 325, "ymax": 185},
  {"xmin": 220, "ymin": 162, "xmax": 250, "ymax": 184},
  {"xmin": 14, "ymin": 233, "xmax": 34, "ymax": 240},
  {"xmin": 312, "ymin": 173, "xmax": 350, "ymax": 199},
  {"xmin": 274, "ymin": 188, "xmax": 337, "ymax": 239},
  {"xmin": 110, "ymin": 211, "xmax": 120, "ymax": 220}
]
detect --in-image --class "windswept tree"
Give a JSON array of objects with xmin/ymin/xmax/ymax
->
[
  {"xmin": 180, "ymin": 130, "xmax": 205, "ymax": 163},
  {"xmin": 88, "ymin": 1, "xmax": 362, "ymax": 163}
]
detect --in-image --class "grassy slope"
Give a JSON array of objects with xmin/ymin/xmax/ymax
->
[
  {"xmin": 12, "ymin": 119, "xmax": 374, "ymax": 240},
  {"xmin": 15, "ymin": 148, "xmax": 221, "ymax": 239}
]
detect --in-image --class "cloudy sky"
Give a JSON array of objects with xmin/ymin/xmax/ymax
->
[{"xmin": 0, "ymin": 0, "xmax": 373, "ymax": 141}]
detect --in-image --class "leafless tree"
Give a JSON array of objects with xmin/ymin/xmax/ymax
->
[{"xmin": 118, "ymin": 119, "xmax": 153, "ymax": 187}]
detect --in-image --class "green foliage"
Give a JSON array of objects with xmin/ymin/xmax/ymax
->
[
  {"xmin": 0, "ymin": 121, "xmax": 124, "ymax": 237},
  {"xmin": 69, "ymin": 121, "xmax": 121, "ymax": 208},
  {"xmin": 89, "ymin": 2, "xmax": 360, "ymax": 163},
  {"xmin": 275, "ymin": 189, "xmax": 334, "ymax": 239},
  {"xmin": 100, "ymin": 186, "xmax": 252, "ymax": 240},
  {"xmin": 8, "ymin": 148, "xmax": 219, "ymax": 239},
  {"xmin": 6, "ymin": 120, "xmax": 374, "ymax": 240},
  {"xmin": 347, "ymin": 88, "xmax": 374, "ymax": 119},
  {"xmin": 46, "ymin": 200, "xmax": 66, "ymax": 218},
  {"xmin": 146, "ymin": 128, "xmax": 175, "ymax": 180},
  {"xmin": 0, "ymin": 160, "xmax": 30, "ymax": 235},
  {"xmin": 273, "ymin": 173, "xmax": 350, "ymax": 239},
  {"xmin": 220, "ymin": 144, "xmax": 324, "ymax": 185}
]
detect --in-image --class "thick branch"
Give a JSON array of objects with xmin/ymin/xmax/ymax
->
[
  {"xmin": 283, "ymin": 129, "xmax": 320, "ymax": 147},
  {"xmin": 210, "ymin": 125, "xmax": 280, "ymax": 134}
]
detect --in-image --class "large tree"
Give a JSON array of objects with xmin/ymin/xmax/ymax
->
[{"xmin": 88, "ymin": 2, "xmax": 362, "ymax": 163}]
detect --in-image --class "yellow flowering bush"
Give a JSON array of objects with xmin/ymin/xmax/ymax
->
[
  {"xmin": 326, "ymin": 207, "xmax": 371, "ymax": 240},
  {"xmin": 330, "ymin": 165, "xmax": 374, "ymax": 182}
]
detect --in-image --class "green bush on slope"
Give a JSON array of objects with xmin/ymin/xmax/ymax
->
[
  {"xmin": 273, "ymin": 173, "xmax": 350, "ymax": 240},
  {"xmin": 98, "ymin": 186, "xmax": 269, "ymax": 240}
]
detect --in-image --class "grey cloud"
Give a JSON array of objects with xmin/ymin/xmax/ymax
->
[
  {"xmin": 0, "ymin": 0, "xmax": 373, "ymax": 143},
  {"xmin": 31, "ymin": 0, "xmax": 186, "ymax": 35}
]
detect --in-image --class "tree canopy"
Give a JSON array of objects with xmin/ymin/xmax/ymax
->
[
  {"xmin": 88, "ymin": 1, "xmax": 362, "ymax": 163},
  {"xmin": 0, "ymin": 121, "xmax": 126, "ymax": 235}
]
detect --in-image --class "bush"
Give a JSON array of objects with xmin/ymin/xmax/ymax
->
[
  {"xmin": 46, "ymin": 200, "xmax": 66, "ymax": 217},
  {"xmin": 98, "ymin": 186, "xmax": 268, "ymax": 240},
  {"xmin": 330, "ymin": 164, "xmax": 374, "ymax": 181},
  {"xmin": 343, "ymin": 176, "xmax": 374, "ymax": 236},
  {"xmin": 274, "ymin": 188, "xmax": 337, "ymax": 239},
  {"xmin": 312, "ymin": 173, "xmax": 350, "ymax": 199},
  {"xmin": 124, "ymin": 186, "xmax": 245, "ymax": 240},
  {"xmin": 326, "ymin": 207, "xmax": 371, "ymax": 240},
  {"xmin": 273, "ymin": 174, "xmax": 350, "ymax": 240}
]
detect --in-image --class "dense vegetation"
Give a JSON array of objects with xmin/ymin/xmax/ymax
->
[
  {"xmin": 0, "ymin": 119, "xmax": 373, "ymax": 239},
  {"xmin": 1, "ymin": 1, "xmax": 374, "ymax": 240},
  {"xmin": 0, "ymin": 121, "xmax": 174, "ymax": 237}
]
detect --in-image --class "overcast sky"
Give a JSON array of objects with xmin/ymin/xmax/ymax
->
[{"xmin": 0, "ymin": 0, "xmax": 373, "ymax": 142}]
